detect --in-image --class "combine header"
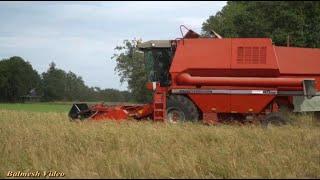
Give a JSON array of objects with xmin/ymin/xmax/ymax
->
[
  {"xmin": 69, "ymin": 103, "xmax": 153, "ymax": 121},
  {"xmin": 69, "ymin": 26, "xmax": 320, "ymax": 126}
]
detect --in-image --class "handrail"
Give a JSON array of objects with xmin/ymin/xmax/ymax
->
[{"xmin": 179, "ymin": 25, "xmax": 190, "ymax": 38}]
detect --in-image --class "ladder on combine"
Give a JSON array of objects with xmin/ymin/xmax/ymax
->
[{"xmin": 153, "ymin": 89, "xmax": 166, "ymax": 121}]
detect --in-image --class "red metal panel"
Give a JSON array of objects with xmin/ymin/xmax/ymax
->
[
  {"xmin": 169, "ymin": 39, "xmax": 231, "ymax": 73},
  {"xmin": 188, "ymin": 94, "xmax": 230, "ymax": 113},
  {"xmin": 231, "ymin": 38, "xmax": 279, "ymax": 70},
  {"xmin": 230, "ymin": 95, "xmax": 275, "ymax": 113},
  {"xmin": 276, "ymin": 46, "xmax": 320, "ymax": 75},
  {"xmin": 90, "ymin": 105, "xmax": 129, "ymax": 121},
  {"xmin": 188, "ymin": 94, "xmax": 274, "ymax": 114}
]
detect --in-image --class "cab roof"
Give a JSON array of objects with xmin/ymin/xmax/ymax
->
[{"xmin": 137, "ymin": 40, "xmax": 171, "ymax": 49}]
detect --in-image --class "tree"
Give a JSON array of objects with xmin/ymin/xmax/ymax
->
[
  {"xmin": 202, "ymin": 1, "xmax": 320, "ymax": 48},
  {"xmin": 112, "ymin": 40, "xmax": 152, "ymax": 103},
  {"xmin": 0, "ymin": 56, "xmax": 133, "ymax": 102},
  {"xmin": 40, "ymin": 61, "xmax": 133, "ymax": 102},
  {"xmin": 41, "ymin": 62, "xmax": 68, "ymax": 101},
  {"xmin": 65, "ymin": 71, "xmax": 90, "ymax": 101},
  {"xmin": 41, "ymin": 62, "xmax": 90, "ymax": 101},
  {"xmin": 0, "ymin": 56, "xmax": 41, "ymax": 102}
]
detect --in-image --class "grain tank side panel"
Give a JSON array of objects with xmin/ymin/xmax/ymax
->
[
  {"xmin": 275, "ymin": 46, "xmax": 320, "ymax": 91},
  {"xmin": 169, "ymin": 39, "xmax": 232, "ymax": 74},
  {"xmin": 187, "ymin": 93, "xmax": 276, "ymax": 114},
  {"xmin": 230, "ymin": 38, "xmax": 279, "ymax": 73},
  {"xmin": 188, "ymin": 94, "xmax": 231, "ymax": 113},
  {"xmin": 275, "ymin": 46, "xmax": 320, "ymax": 75},
  {"xmin": 230, "ymin": 95, "xmax": 275, "ymax": 113}
]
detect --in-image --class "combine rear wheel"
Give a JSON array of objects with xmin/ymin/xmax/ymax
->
[
  {"xmin": 261, "ymin": 112, "xmax": 289, "ymax": 128},
  {"xmin": 166, "ymin": 95, "xmax": 199, "ymax": 123}
]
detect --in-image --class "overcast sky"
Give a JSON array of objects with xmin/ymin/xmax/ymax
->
[{"xmin": 0, "ymin": 1, "xmax": 226, "ymax": 90}]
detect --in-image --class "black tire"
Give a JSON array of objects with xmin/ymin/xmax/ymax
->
[
  {"xmin": 166, "ymin": 95, "xmax": 199, "ymax": 123},
  {"xmin": 261, "ymin": 112, "xmax": 289, "ymax": 128},
  {"xmin": 278, "ymin": 104, "xmax": 293, "ymax": 114}
]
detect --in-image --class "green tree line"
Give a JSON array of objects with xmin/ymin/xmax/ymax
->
[
  {"xmin": 202, "ymin": 1, "xmax": 320, "ymax": 48},
  {"xmin": 0, "ymin": 56, "xmax": 132, "ymax": 102}
]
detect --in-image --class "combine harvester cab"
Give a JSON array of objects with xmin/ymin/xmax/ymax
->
[{"xmin": 69, "ymin": 25, "xmax": 320, "ymax": 126}]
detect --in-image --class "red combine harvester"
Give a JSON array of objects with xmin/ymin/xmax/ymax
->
[{"xmin": 69, "ymin": 26, "xmax": 320, "ymax": 126}]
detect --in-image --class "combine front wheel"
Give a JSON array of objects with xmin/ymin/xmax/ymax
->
[{"xmin": 166, "ymin": 95, "xmax": 199, "ymax": 123}]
